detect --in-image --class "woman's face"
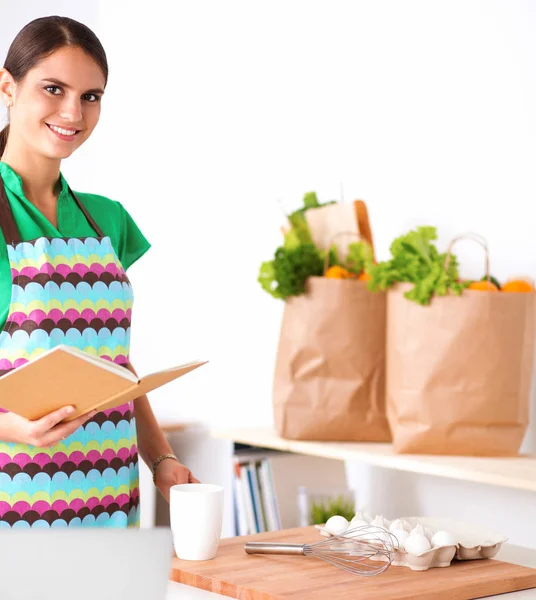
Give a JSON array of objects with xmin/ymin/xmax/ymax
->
[{"xmin": 5, "ymin": 45, "xmax": 105, "ymax": 160}]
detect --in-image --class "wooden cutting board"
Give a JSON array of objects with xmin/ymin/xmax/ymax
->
[{"xmin": 170, "ymin": 526, "xmax": 536, "ymax": 600}]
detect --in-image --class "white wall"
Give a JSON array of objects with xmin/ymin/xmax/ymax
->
[{"xmin": 2, "ymin": 1, "xmax": 535, "ymax": 544}]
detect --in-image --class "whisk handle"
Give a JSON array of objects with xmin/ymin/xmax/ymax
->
[{"xmin": 244, "ymin": 542, "xmax": 306, "ymax": 556}]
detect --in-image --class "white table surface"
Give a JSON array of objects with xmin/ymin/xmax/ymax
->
[{"xmin": 165, "ymin": 543, "xmax": 536, "ymax": 599}]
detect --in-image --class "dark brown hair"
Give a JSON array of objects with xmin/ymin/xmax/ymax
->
[{"xmin": 0, "ymin": 16, "xmax": 108, "ymax": 156}]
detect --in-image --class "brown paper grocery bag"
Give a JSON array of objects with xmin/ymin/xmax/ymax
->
[
  {"xmin": 386, "ymin": 282, "xmax": 536, "ymax": 455},
  {"xmin": 305, "ymin": 200, "xmax": 375, "ymax": 262},
  {"xmin": 273, "ymin": 276, "xmax": 391, "ymax": 441}
]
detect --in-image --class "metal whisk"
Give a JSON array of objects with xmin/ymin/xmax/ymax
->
[{"xmin": 244, "ymin": 525, "xmax": 398, "ymax": 576}]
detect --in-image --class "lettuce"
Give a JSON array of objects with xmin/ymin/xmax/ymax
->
[{"xmin": 367, "ymin": 226, "xmax": 468, "ymax": 305}]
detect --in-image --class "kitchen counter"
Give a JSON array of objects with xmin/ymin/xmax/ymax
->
[{"xmin": 165, "ymin": 543, "xmax": 536, "ymax": 599}]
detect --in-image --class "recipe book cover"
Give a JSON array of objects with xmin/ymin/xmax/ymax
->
[{"xmin": 0, "ymin": 345, "xmax": 208, "ymax": 421}]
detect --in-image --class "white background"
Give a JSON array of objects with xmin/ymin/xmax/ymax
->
[{"xmin": 1, "ymin": 0, "xmax": 535, "ymax": 546}]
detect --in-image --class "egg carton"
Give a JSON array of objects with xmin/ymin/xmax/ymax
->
[
  {"xmin": 315, "ymin": 515, "xmax": 508, "ymax": 572},
  {"xmin": 407, "ymin": 517, "xmax": 508, "ymax": 561}
]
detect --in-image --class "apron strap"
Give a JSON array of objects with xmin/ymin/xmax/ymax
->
[
  {"xmin": 69, "ymin": 186, "xmax": 105, "ymax": 237},
  {"xmin": 0, "ymin": 173, "xmax": 22, "ymax": 244}
]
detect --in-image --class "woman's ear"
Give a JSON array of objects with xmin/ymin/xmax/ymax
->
[{"xmin": 0, "ymin": 68, "xmax": 16, "ymax": 108}]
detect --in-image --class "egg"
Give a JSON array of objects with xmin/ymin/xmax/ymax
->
[
  {"xmin": 345, "ymin": 517, "xmax": 370, "ymax": 537},
  {"xmin": 361, "ymin": 510, "xmax": 373, "ymax": 523},
  {"xmin": 404, "ymin": 533, "xmax": 432, "ymax": 555},
  {"xmin": 401, "ymin": 519, "xmax": 413, "ymax": 531},
  {"xmin": 391, "ymin": 529, "xmax": 410, "ymax": 551},
  {"xmin": 431, "ymin": 530, "xmax": 457, "ymax": 548},
  {"xmin": 325, "ymin": 515, "xmax": 349, "ymax": 535},
  {"xmin": 411, "ymin": 523, "xmax": 426, "ymax": 537},
  {"xmin": 389, "ymin": 519, "xmax": 408, "ymax": 533},
  {"xmin": 349, "ymin": 518, "xmax": 369, "ymax": 529},
  {"xmin": 352, "ymin": 510, "xmax": 372, "ymax": 524},
  {"xmin": 370, "ymin": 514, "xmax": 391, "ymax": 530}
]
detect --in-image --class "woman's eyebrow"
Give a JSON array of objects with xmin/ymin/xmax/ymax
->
[{"xmin": 40, "ymin": 77, "xmax": 105, "ymax": 95}]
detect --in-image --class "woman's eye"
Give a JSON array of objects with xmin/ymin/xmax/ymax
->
[
  {"xmin": 44, "ymin": 86, "xmax": 101, "ymax": 103},
  {"xmin": 83, "ymin": 93, "xmax": 101, "ymax": 103}
]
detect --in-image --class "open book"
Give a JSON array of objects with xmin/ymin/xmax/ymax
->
[{"xmin": 0, "ymin": 345, "xmax": 208, "ymax": 422}]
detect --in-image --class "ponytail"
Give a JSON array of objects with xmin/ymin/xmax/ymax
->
[{"xmin": 0, "ymin": 125, "xmax": 9, "ymax": 158}]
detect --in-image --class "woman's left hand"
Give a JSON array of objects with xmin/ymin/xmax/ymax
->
[{"xmin": 155, "ymin": 459, "xmax": 200, "ymax": 503}]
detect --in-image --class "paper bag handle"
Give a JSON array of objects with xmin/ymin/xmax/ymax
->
[
  {"xmin": 445, "ymin": 232, "xmax": 491, "ymax": 282},
  {"xmin": 354, "ymin": 200, "xmax": 376, "ymax": 260},
  {"xmin": 323, "ymin": 230, "xmax": 373, "ymax": 274}
]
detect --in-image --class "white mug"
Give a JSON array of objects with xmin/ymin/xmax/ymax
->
[{"xmin": 170, "ymin": 483, "xmax": 224, "ymax": 561}]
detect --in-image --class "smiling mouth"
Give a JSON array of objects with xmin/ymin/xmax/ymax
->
[{"xmin": 46, "ymin": 123, "xmax": 81, "ymax": 137}]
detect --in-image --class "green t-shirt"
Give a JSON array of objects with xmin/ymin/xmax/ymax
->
[{"xmin": 0, "ymin": 161, "xmax": 151, "ymax": 330}]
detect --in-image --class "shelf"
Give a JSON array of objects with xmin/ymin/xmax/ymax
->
[
  {"xmin": 159, "ymin": 421, "xmax": 204, "ymax": 434},
  {"xmin": 210, "ymin": 426, "xmax": 536, "ymax": 494}
]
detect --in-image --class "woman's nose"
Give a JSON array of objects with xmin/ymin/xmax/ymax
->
[{"xmin": 58, "ymin": 98, "xmax": 83, "ymax": 123}]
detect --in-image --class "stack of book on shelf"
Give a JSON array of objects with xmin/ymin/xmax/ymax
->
[{"xmin": 232, "ymin": 454, "xmax": 281, "ymax": 536}]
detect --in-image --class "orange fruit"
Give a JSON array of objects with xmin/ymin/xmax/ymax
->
[
  {"xmin": 325, "ymin": 266, "xmax": 354, "ymax": 279},
  {"xmin": 468, "ymin": 280, "xmax": 499, "ymax": 291},
  {"xmin": 358, "ymin": 272, "xmax": 371, "ymax": 281},
  {"xmin": 501, "ymin": 279, "xmax": 535, "ymax": 293}
]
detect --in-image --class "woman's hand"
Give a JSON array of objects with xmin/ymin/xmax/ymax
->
[
  {"xmin": 155, "ymin": 458, "xmax": 200, "ymax": 503},
  {"xmin": 0, "ymin": 405, "xmax": 97, "ymax": 447}
]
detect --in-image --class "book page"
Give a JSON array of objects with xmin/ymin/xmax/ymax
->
[
  {"xmin": 55, "ymin": 346, "xmax": 138, "ymax": 382},
  {"xmin": 142, "ymin": 359, "xmax": 208, "ymax": 379}
]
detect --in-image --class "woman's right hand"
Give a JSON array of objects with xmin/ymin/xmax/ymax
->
[{"xmin": 0, "ymin": 405, "xmax": 97, "ymax": 447}]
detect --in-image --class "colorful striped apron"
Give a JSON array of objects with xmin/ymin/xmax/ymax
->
[{"xmin": 0, "ymin": 174, "xmax": 139, "ymax": 528}]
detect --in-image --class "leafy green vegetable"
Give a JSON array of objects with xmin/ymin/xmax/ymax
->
[
  {"xmin": 367, "ymin": 226, "xmax": 468, "ymax": 305},
  {"xmin": 285, "ymin": 192, "xmax": 337, "ymax": 247},
  {"xmin": 303, "ymin": 191, "xmax": 321, "ymax": 209},
  {"xmin": 258, "ymin": 191, "xmax": 338, "ymax": 301},
  {"xmin": 283, "ymin": 225, "xmax": 309, "ymax": 250},
  {"xmin": 258, "ymin": 244, "xmax": 324, "ymax": 300},
  {"xmin": 258, "ymin": 260, "xmax": 282, "ymax": 299},
  {"xmin": 287, "ymin": 191, "xmax": 336, "ymax": 227},
  {"xmin": 345, "ymin": 241, "xmax": 373, "ymax": 275}
]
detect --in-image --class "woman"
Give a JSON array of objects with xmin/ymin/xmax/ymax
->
[{"xmin": 0, "ymin": 15, "xmax": 198, "ymax": 528}]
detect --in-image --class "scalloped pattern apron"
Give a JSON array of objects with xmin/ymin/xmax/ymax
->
[{"xmin": 0, "ymin": 174, "xmax": 139, "ymax": 528}]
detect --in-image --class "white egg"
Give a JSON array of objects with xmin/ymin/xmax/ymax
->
[
  {"xmin": 401, "ymin": 519, "xmax": 413, "ymax": 531},
  {"xmin": 431, "ymin": 530, "xmax": 457, "ymax": 548},
  {"xmin": 371, "ymin": 514, "xmax": 391, "ymax": 530},
  {"xmin": 404, "ymin": 533, "xmax": 432, "ymax": 556},
  {"xmin": 352, "ymin": 510, "xmax": 372, "ymax": 524},
  {"xmin": 391, "ymin": 529, "xmax": 410, "ymax": 551},
  {"xmin": 347, "ymin": 518, "xmax": 369, "ymax": 535},
  {"xmin": 411, "ymin": 523, "xmax": 426, "ymax": 537},
  {"xmin": 389, "ymin": 519, "xmax": 408, "ymax": 533},
  {"xmin": 349, "ymin": 517, "xmax": 369, "ymax": 527},
  {"xmin": 325, "ymin": 515, "xmax": 349, "ymax": 535}
]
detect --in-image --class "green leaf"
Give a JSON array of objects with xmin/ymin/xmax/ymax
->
[
  {"xmin": 257, "ymin": 260, "xmax": 283, "ymax": 299},
  {"xmin": 327, "ymin": 244, "xmax": 340, "ymax": 269},
  {"xmin": 302, "ymin": 191, "xmax": 320, "ymax": 209},
  {"xmin": 259, "ymin": 244, "xmax": 324, "ymax": 301},
  {"xmin": 367, "ymin": 226, "xmax": 464, "ymax": 305},
  {"xmin": 345, "ymin": 241, "xmax": 372, "ymax": 275},
  {"xmin": 283, "ymin": 226, "xmax": 308, "ymax": 250},
  {"xmin": 260, "ymin": 191, "xmax": 342, "ymax": 301}
]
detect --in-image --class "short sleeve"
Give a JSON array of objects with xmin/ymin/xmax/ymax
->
[{"xmin": 116, "ymin": 202, "xmax": 151, "ymax": 271}]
